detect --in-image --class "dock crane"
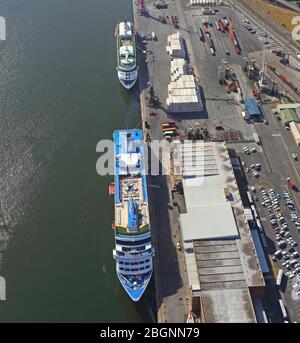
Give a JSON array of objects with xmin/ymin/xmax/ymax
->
[
  {"xmin": 258, "ymin": 38, "xmax": 268, "ymax": 90},
  {"xmin": 138, "ymin": 0, "xmax": 146, "ymax": 15}
]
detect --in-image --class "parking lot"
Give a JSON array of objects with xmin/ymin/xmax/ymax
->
[
  {"xmin": 238, "ymin": 143, "xmax": 300, "ymax": 322},
  {"xmin": 241, "ymin": 18, "xmax": 281, "ymax": 53}
]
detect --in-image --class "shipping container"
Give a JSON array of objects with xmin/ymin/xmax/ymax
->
[
  {"xmin": 162, "ymin": 127, "xmax": 177, "ymax": 132},
  {"xmin": 163, "ymin": 130, "xmax": 176, "ymax": 136}
]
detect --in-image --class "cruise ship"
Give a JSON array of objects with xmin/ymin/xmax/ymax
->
[
  {"xmin": 112, "ymin": 129, "xmax": 154, "ymax": 302},
  {"xmin": 115, "ymin": 21, "xmax": 138, "ymax": 90}
]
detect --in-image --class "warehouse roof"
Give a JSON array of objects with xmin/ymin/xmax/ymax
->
[
  {"xmin": 181, "ymin": 203, "xmax": 238, "ymax": 241},
  {"xmin": 281, "ymin": 108, "xmax": 299, "ymax": 123},
  {"xmin": 174, "ymin": 141, "xmax": 265, "ymax": 323},
  {"xmin": 244, "ymin": 98, "xmax": 261, "ymax": 116},
  {"xmin": 200, "ymin": 288, "xmax": 256, "ymax": 323},
  {"xmin": 178, "ymin": 143, "xmax": 239, "ymax": 241},
  {"xmin": 290, "ymin": 121, "xmax": 300, "ymax": 144}
]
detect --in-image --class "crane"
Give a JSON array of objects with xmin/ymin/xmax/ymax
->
[
  {"xmin": 259, "ymin": 38, "xmax": 267, "ymax": 89},
  {"xmin": 139, "ymin": 0, "xmax": 146, "ymax": 15}
]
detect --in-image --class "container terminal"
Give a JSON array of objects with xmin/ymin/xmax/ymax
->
[{"xmin": 113, "ymin": 0, "xmax": 300, "ymax": 322}]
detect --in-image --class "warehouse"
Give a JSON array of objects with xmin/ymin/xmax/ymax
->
[
  {"xmin": 290, "ymin": 121, "xmax": 300, "ymax": 145},
  {"xmin": 281, "ymin": 108, "xmax": 300, "ymax": 126},
  {"xmin": 276, "ymin": 103, "xmax": 300, "ymax": 126},
  {"xmin": 173, "ymin": 141, "xmax": 266, "ymax": 322},
  {"xmin": 244, "ymin": 98, "xmax": 261, "ymax": 119}
]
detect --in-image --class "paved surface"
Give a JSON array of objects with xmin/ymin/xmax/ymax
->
[
  {"xmin": 234, "ymin": 102, "xmax": 300, "ymax": 322},
  {"xmin": 178, "ymin": 2, "xmax": 261, "ymax": 139}
]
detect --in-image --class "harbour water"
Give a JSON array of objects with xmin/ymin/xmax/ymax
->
[{"xmin": 0, "ymin": 0, "xmax": 153, "ymax": 322}]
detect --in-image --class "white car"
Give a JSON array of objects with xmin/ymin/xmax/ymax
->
[{"xmin": 288, "ymin": 273, "xmax": 296, "ymax": 279}]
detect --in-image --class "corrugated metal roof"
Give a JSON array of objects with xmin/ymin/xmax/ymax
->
[
  {"xmin": 244, "ymin": 98, "xmax": 261, "ymax": 116},
  {"xmin": 281, "ymin": 108, "xmax": 299, "ymax": 123}
]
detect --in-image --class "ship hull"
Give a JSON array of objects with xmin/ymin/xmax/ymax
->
[
  {"xmin": 117, "ymin": 270, "xmax": 152, "ymax": 302},
  {"xmin": 117, "ymin": 69, "xmax": 138, "ymax": 90}
]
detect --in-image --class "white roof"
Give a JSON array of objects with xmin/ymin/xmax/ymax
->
[
  {"xmin": 178, "ymin": 143, "xmax": 239, "ymax": 241},
  {"xmin": 119, "ymin": 21, "xmax": 132, "ymax": 38},
  {"xmin": 290, "ymin": 121, "xmax": 300, "ymax": 141},
  {"xmin": 180, "ymin": 204, "xmax": 238, "ymax": 241}
]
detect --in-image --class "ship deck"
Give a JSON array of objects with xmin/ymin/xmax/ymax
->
[{"xmin": 114, "ymin": 129, "xmax": 149, "ymax": 235}]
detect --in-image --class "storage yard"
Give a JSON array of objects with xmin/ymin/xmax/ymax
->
[{"xmin": 132, "ymin": 0, "xmax": 300, "ymax": 323}]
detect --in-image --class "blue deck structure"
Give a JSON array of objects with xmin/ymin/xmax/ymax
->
[{"xmin": 112, "ymin": 129, "xmax": 154, "ymax": 302}]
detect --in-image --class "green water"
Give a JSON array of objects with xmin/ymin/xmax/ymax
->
[{"xmin": 0, "ymin": 0, "xmax": 152, "ymax": 322}]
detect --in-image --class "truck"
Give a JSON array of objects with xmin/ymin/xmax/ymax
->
[
  {"xmin": 214, "ymin": 120, "xmax": 223, "ymax": 130},
  {"xmin": 253, "ymin": 132, "xmax": 261, "ymax": 145},
  {"xmin": 287, "ymin": 178, "xmax": 297, "ymax": 191},
  {"xmin": 291, "ymin": 153, "xmax": 298, "ymax": 161}
]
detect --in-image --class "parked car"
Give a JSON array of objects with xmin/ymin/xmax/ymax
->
[{"xmin": 278, "ymin": 241, "xmax": 287, "ymax": 249}]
